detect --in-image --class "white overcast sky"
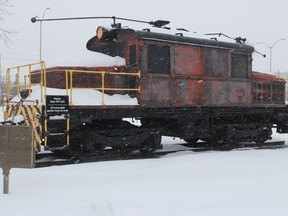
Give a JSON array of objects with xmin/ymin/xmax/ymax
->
[{"xmin": 0, "ymin": 0, "xmax": 287, "ymax": 73}]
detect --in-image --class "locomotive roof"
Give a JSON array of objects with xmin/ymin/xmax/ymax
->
[
  {"xmin": 135, "ymin": 30, "xmax": 254, "ymax": 52},
  {"xmin": 87, "ymin": 28, "xmax": 255, "ymax": 53}
]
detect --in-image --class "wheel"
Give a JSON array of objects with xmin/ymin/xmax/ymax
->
[
  {"xmin": 254, "ymin": 127, "xmax": 272, "ymax": 144},
  {"xmin": 69, "ymin": 131, "xmax": 104, "ymax": 156},
  {"xmin": 139, "ymin": 132, "xmax": 162, "ymax": 154},
  {"xmin": 253, "ymin": 125, "xmax": 272, "ymax": 144}
]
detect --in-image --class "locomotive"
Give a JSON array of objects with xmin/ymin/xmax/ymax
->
[{"xmin": 2, "ymin": 17, "xmax": 288, "ymax": 155}]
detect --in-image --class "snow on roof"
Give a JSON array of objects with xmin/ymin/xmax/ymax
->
[{"xmin": 45, "ymin": 49, "xmax": 126, "ymax": 68}]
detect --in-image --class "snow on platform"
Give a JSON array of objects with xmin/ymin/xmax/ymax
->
[{"xmin": 10, "ymin": 86, "xmax": 138, "ymax": 106}]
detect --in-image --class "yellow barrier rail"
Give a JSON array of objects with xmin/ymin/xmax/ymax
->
[
  {"xmin": 6, "ymin": 63, "xmax": 140, "ymax": 106},
  {"xmin": 65, "ymin": 70, "xmax": 141, "ymax": 105},
  {"xmin": 5, "ymin": 62, "xmax": 140, "ymax": 149},
  {"xmin": 6, "ymin": 61, "xmax": 47, "ymax": 103},
  {"xmin": 5, "ymin": 61, "xmax": 47, "ymax": 151}
]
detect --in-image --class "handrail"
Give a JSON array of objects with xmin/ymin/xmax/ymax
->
[
  {"xmin": 6, "ymin": 62, "xmax": 140, "ymax": 106},
  {"xmin": 6, "ymin": 61, "xmax": 47, "ymax": 103},
  {"xmin": 65, "ymin": 69, "xmax": 141, "ymax": 105}
]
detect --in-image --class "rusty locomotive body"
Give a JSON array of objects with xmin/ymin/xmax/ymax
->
[{"xmin": 3, "ymin": 22, "xmax": 288, "ymax": 155}]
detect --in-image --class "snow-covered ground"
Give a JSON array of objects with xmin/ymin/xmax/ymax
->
[{"xmin": 1, "ymin": 107, "xmax": 288, "ymax": 216}]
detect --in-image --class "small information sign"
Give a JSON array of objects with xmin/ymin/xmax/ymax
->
[
  {"xmin": 46, "ymin": 95, "xmax": 69, "ymax": 115},
  {"xmin": 0, "ymin": 125, "xmax": 34, "ymax": 194}
]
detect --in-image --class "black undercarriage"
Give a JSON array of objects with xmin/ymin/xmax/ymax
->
[{"xmin": 44, "ymin": 106, "xmax": 288, "ymax": 155}]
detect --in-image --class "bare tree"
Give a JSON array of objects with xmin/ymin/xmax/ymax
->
[
  {"xmin": 0, "ymin": 0, "xmax": 14, "ymax": 102},
  {"xmin": 0, "ymin": 0, "xmax": 14, "ymax": 44}
]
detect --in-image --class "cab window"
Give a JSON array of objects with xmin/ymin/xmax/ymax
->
[
  {"xmin": 148, "ymin": 45, "xmax": 170, "ymax": 74},
  {"xmin": 231, "ymin": 54, "xmax": 248, "ymax": 79}
]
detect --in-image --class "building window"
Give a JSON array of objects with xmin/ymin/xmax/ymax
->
[
  {"xmin": 148, "ymin": 45, "xmax": 170, "ymax": 74},
  {"xmin": 231, "ymin": 54, "xmax": 248, "ymax": 79}
]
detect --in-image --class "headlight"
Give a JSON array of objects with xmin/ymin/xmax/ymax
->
[{"xmin": 96, "ymin": 26, "xmax": 108, "ymax": 40}]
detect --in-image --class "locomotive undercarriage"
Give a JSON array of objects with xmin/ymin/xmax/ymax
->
[
  {"xmin": 47, "ymin": 118, "xmax": 162, "ymax": 155},
  {"xmin": 44, "ymin": 106, "xmax": 288, "ymax": 155}
]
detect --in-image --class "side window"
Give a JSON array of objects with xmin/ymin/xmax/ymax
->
[
  {"xmin": 272, "ymin": 82, "xmax": 285, "ymax": 103},
  {"xmin": 231, "ymin": 54, "xmax": 248, "ymax": 79},
  {"xmin": 129, "ymin": 45, "xmax": 136, "ymax": 66},
  {"xmin": 148, "ymin": 45, "xmax": 170, "ymax": 74}
]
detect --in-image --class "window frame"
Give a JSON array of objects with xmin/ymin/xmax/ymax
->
[
  {"xmin": 231, "ymin": 53, "xmax": 249, "ymax": 79},
  {"xmin": 147, "ymin": 44, "xmax": 171, "ymax": 75}
]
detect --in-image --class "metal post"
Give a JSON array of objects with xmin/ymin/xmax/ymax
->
[
  {"xmin": 269, "ymin": 47, "xmax": 272, "ymax": 73},
  {"xmin": 3, "ymin": 173, "xmax": 9, "ymax": 194},
  {"xmin": 39, "ymin": 7, "xmax": 50, "ymax": 62},
  {"xmin": 101, "ymin": 72, "xmax": 105, "ymax": 105},
  {"xmin": 2, "ymin": 166, "xmax": 11, "ymax": 194},
  {"xmin": 257, "ymin": 38, "xmax": 285, "ymax": 73},
  {"xmin": 39, "ymin": 20, "xmax": 42, "ymax": 62}
]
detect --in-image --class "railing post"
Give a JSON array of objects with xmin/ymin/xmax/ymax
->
[
  {"xmin": 101, "ymin": 72, "xmax": 105, "ymax": 105},
  {"xmin": 6, "ymin": 69, "xmax": 10, "ymax": 102},
  {"xmin": 65, "ymin": 70, "xmax": 69, "ymax": 96},
  {"xmin": 40, "ymin": 62, "xmax": 43, "ymax": 103},
  {"xmin": 70, "ymin": 71, "xmax": 73, "ymax": 105},
  {"xmin": 17, "ymin": 66, "xmax": 20, "ymax": 97},
  {"xmin": 66, "ymin": 115, "xmax": 70, "ymax": 145},
  {"xmin": 43, "ymin": 61, "xmax": 47, "ymax": 100},
  {"xmin": 44, "ymin": 116, "xmax": 47, "ymax": 148},
  {"xmin": 28, "ymin": 64, "xmax": 32, "ymax": 97}
]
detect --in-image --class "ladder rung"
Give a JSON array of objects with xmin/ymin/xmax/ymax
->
[{"xmin": 46, "ymin": 132, "xmax": 68, "ymax": 136}]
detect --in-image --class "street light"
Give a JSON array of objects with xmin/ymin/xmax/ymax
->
[
  {"xmin": 39, "ymin": 7, "xmax": 50, "ymax": 62},
  {"xmin": 257, "ymin": 38, "xmax": 285, "ymax": 73}
]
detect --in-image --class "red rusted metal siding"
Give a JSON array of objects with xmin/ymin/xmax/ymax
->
[
  {"xmin": 252, "ymin": 71, "xmax": 285, "ymax": 83},
  {"xmin": 139, "ymin": 76, "xmax": 205, "ymax": 107},
  {"xmin": 172, "ymin": 46, "xmax": 202, "ymax": 76},
  {"xmin": 138, "ymin": 40, "xmax": 253, "ymax": 107},
  {"xmin": 202, "ymin": 80, "xmax": 251, "ymax": 106},
  {"xmin": 139, "ymin": 75, "xmax": 171, "ymax": 106},
  {"xmin": 252, "ymin": 71, "xmax": 286, "ymax": 105},
  {"xmin": 139, "ymin": 75, "xmax": 252, "ymax": 107}
]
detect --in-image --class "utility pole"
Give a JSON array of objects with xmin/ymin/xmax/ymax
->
[
  {"xmin": 257, "ymin": 38, "xmax": 285, "ymax": 73},
  {"xmin": 39, "ymin": 7, "xmax": 50, "ymax": 62}
]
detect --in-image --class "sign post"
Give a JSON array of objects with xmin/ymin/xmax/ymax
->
[
  {"xmin": 0, "ymin": 125, "xmax": 35, "ymax": 194},
  {"xmin": 2, "ymin": 165, "xmax": 10, "ymax": 194}
]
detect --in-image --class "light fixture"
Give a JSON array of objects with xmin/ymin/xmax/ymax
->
[{"xmin": 96, "ymin": 26, "xmax": 108, "ymax": 40}]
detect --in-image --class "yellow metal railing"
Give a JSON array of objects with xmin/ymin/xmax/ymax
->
[
  {"xmin": 5, "ymin": 62, "xmax": 140, "ymax": 149},
  {"xmin": 6, "ymin": 61, "xmax": 47, "ymax": 103},
  {"xmin": 6, "ymin": 62, "xmax": 140, "ymax": 106},
  {"xmin": 4, "ymin": 61, "xmax": 47, "ymax": 151},
  {"xmin": 65, "ymin": 70, "xmax": 141, "ymax": 105}
]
